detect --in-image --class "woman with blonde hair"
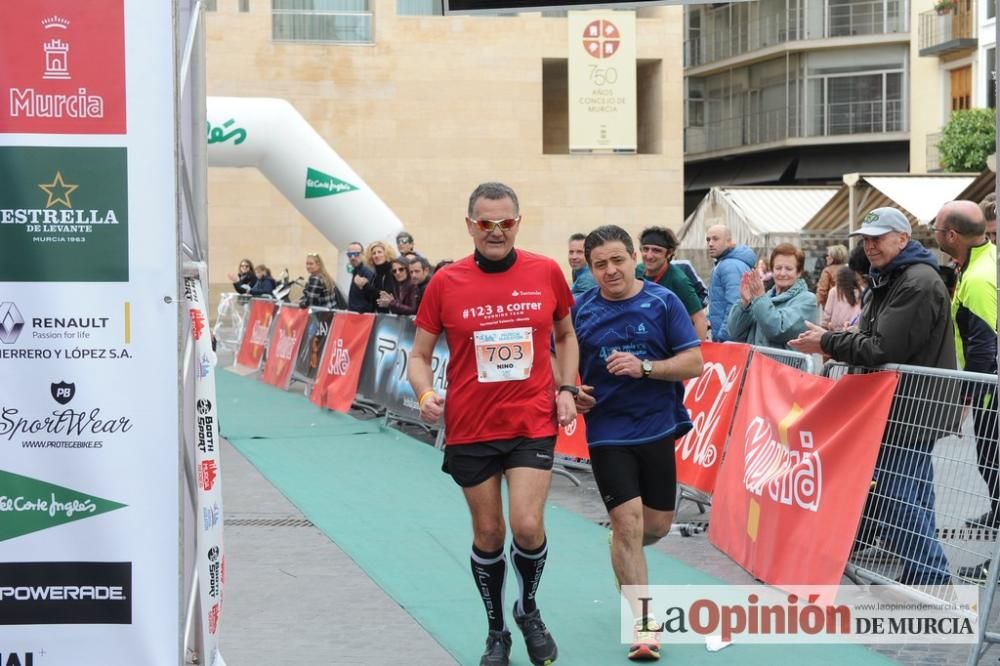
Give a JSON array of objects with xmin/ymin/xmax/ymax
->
[
  {"xmin": 298, "ymin": 253, "xmax": 337, "ymax": 309},
  {"xmin": 365, "ymin": 240, "xmax": 397, "ymax": 313},
  {"xmin": 816, "ymin": 244, "xmax": 848, "ymax": 308}
]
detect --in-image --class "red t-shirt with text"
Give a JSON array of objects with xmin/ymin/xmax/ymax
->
[{"xmin": 415, "ymin": 251, "xmax": 574, "ymax": 445}]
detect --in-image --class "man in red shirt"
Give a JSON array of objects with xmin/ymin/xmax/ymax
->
[{"xmin": 409, "ymin": 182, "xmax": 578, "ymax": 666}]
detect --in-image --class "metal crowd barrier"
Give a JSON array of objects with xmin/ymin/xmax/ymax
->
[
  {"xmin": 824, "ymin": 361, "xmax": 1000, "ymax": 661},
  {"xmin": 212, "ymin": 292, "xmax": 251, "ymax": 366},
  {"xmin": 749, "ymin": 344, "xmax": 818, "ymax": 374}
]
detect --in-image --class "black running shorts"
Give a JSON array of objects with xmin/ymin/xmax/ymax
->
[
  {"xmin": 442, "ymin": 436, "xmax": 556, "ymax": 488},
  {"xmin": 588, "ymin": 436, "xmax": 677, "ymax": 512}
]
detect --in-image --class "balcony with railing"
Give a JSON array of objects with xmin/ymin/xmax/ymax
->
[
  {"xmin": 918, "ymin": 8, "xmax": 976, "ymax": 56},
  {"xmin": 685, "ymin": 10, "xmax": 801, "ymax": 68},
  {"xmin": 684, "ymin": 99, "xmax": 904, "ymax": 155},
  {"xmin": 685, "ymin": 0, "xmax": 907, "ymax": 70}
]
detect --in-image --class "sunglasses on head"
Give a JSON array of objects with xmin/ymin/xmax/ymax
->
[{"xmin": 468, "ymin": 216, "xmax": 521, "ymax": 233}]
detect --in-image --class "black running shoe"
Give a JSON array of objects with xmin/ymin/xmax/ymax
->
[
  {"xmin": 480, "ymin": 630, "xmax": 511, "ymax": 666},
  {"xmin": 514, "ymin": 608, "xmax": 558, "ymax": 665}
]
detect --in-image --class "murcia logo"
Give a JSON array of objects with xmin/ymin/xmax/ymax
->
[
  {"xmin": 0, "ymin": 303, "xmax": 24, "ymax": 344},
  {"xmin": 51, "ymin": 380, "xmax": 75, "ymax": 405},
  {"xmin": 1, "ymin": 1, "xmax": 126, "ymax": 134}
]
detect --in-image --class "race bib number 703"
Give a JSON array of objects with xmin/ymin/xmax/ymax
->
[{"xmin": 474, "ymin": 327, "xmax": 534, "ymax": 383}]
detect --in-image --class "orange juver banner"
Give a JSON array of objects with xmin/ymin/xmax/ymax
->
[
  {"xmin": 674, "ymin": 342, "xmax": 751, "ymax": 495},
  {"xmin": 260, "ymin": 306, "xmax": 310, "ymax": 388},
  {"xmin": 235, "ymin": 299, "xmax": 277, "ymax": 370},
  {"xmin": 310, "ymin": 312, "xmax": 376, "ymax": 412},
  {"xmin": 708, "ymin": 354, "xmax": 898, "ymax": 587}
]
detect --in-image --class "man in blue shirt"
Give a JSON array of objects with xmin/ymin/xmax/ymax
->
[
  {"xmin": 568, "ymin": 232, "xmax": 597, "ymax": 297},
  {"xmin": 572, "ymin": 225, "xmax": 703, "ymax": 662}
]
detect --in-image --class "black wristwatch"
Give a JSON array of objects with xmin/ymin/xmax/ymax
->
[{"xmin": 558, "ymin": 385, "xmax": 580, "ymax": 396}]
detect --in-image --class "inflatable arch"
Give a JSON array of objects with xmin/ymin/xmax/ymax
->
[{"xmin": 206, "ymin": 96, "xmax": 403, "ymax": 295}]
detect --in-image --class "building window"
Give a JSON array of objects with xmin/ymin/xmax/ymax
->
[
  {"xmin": 272, "ymin": 0, "xmax": 373, "ymax": 44},
  {"xmin": 809, "ymin": 70, "xmax": 904, "ymax": 136},
  {"xmin": 204, "ymin": 0, "xmax": 218, "ymax": 10},
  {"xmin": 240, "ymin": 0, "xmax": 250, "ymax": 11},
  {"xmin": 397, "ymin": 0, "xmax": 441, "ymax": 16}
]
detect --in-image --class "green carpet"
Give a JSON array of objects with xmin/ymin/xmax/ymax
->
[{"xmin": 217, "ymin": 370, "xmax": 894, "ymax": 665}]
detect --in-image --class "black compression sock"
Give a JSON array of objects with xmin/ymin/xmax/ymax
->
[
  {"xmin": 511, "ymin": 538, "xmax": 547, "ymax": 616},
  {"xmin": 471, "ymin": 544, "xmax": 507, "ymax": 632}
]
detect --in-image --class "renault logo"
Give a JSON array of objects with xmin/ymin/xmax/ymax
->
[{"xmin": 0, "ymin": 303, "xmax": 24, "ymax": 344}]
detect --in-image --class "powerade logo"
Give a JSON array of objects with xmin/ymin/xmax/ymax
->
[
  {"xmin": 304, "ymin": 168, "xmax": 358, "ymax": 199},
  {"xmin": 0, "ymin": 561, "xmax": 132, "ymax": 625}
]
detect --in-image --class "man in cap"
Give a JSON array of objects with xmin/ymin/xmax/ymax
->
[
  {"xmin": 636, "ymin": 226, "xmax": 708, "ymax": 339},
  {"xmin": 791, "ymin": 207, "xmax": 955, "ymax": 587}
]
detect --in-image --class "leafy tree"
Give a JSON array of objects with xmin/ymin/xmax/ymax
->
[{"xmin": 938, "ymin": 108, "xmax": 996, "ymax": 172}]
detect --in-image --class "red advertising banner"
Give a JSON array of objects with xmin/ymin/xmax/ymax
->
[
  {"xmin": 235, "ymin": 299, "xmax": 276, "ymax": 370},
  {"xmin": 0, "ymin": 0, "xmax": 127, "ymax": 134},
  {"xmin": 260, "ymin": 306, "xmax": 309, "ymax": 388},
  {"xmin": 555, "ymin": 415, "xmax": 589, "ymax": 461},
  {"xmin": 708, "ymin": 355, "xmax": 898, "ymax": 587},
  {"xmin": 311, "ymin": 312, "xmax": 376, "ymax": 412},
  {"xmin": 674, "ymin": 342, "xmax": 752, "ymax": 495}
]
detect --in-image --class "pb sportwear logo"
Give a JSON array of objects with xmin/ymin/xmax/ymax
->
[{"xmin": 50, "ymin": 381, "xmax": 75, "ymax": 405}]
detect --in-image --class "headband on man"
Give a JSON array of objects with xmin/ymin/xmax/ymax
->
[{"xmin": 640, "ymin": 230, "xmax": 675, "ymax": 250}]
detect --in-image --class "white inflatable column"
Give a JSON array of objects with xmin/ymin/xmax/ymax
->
[{"xmin": 206, "ymin": 96, "xmax": 402, "ymax": 295}]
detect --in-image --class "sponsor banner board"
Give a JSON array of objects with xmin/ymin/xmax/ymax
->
[
  {"xmin": 674, "ymin": 342, "xmax": 751, "ymax": 495},
  {"xmin": 709, "ymin": 355, "xmax": 898, "ymax": 587},
  {"xmin": 235, "ymin": 299, "xmax": 276, "ymax": 370},
  {"xmin": 311, "ymin": 312, "xmax": 376, "ymax": 412},
  {"xmin": 260, "ymin": 305, "xmax": 308, "ymax": 389},
  {"xmin": 292, "ymin": 308, "xmax": 334, "ymax": 384},
  {"xmin": 0, "ymin": 1, "xmax": 180, "ymax": 664}
]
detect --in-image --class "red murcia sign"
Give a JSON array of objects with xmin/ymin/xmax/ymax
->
[{"xmin": 0, "ymin": 0, "xmax": 126, "ymax": 134}]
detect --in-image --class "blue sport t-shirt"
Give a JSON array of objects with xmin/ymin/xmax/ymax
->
[{"xmin": 572, "ymin": 281, "xmax": 700, "ymax": 447}]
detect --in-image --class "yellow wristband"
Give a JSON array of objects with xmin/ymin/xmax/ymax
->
[{"xmin": 418, "ymin": 390, "xmax": 436, "ymax": 409}]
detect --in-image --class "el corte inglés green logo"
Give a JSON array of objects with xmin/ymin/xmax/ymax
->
[
  {"xmin": 0, "ymin": 469, "xmax": 126, "ymax": 542},
  {"xmin": 305, "ymin": 167, "xmax": 358, "ymax": 199}
]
